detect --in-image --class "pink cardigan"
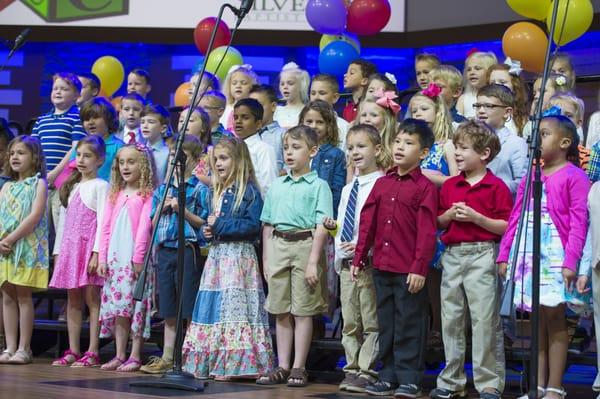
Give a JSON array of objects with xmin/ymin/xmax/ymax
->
[
  {"xmin": 99, "ymin": 191, "xmax": 153, "ymax": 265},
  {"xmin": 497, "ymin": 163, "xmax": 590, "ymax": 270}
]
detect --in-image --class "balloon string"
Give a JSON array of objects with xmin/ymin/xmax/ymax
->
[{"xmin": 555, "ymin": 0, "xmax": 569, "ymax": 51}]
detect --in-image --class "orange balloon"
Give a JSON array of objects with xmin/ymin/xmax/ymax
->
[
  {"xmin": 111, "ymin": 96, "xmax": 123, "ymax": 113},
  {"xmin": 174, "ymin": 82, "xmax": 191, "ymax": 107},
  {"xmin": 502, "ymin": 22, "xmax": 548, "ymax": 74},
  {"xmin": 98, "ymin": 89, "xmax": 108, "ymax": 99}
]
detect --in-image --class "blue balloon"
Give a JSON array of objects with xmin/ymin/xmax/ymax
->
[{"xmin": 318, "ymin": 40, "xmax": 360, "ymax": 77}]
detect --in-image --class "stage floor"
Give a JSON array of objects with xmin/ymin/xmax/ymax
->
[{"xmin": 0, "ymin": 361, "xmax": 598, "ymax": 399}]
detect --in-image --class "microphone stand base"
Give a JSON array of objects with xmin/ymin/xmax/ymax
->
[{"xmin": 130, "ymin": 369, "xmax": 207, "ymax": 392}]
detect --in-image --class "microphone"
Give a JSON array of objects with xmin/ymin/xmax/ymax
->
[
  {"xmin": 8, "ymin": 28, "xmax": 30, "ymax": 59},
  {"xmin": 235, "ymin": 0, "xmax": 254, "ymax": 26}
]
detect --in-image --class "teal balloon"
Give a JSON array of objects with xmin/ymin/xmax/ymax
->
[
  {"xmin": 205, "ymin": 46, "xmax": 243, "ymax": 82},
  {"xmin": 318, "ymin": 40, "xmax": 360, "ymax": 77}
]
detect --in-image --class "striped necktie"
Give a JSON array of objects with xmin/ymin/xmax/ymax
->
[{"xmin": 341, "ymin": 178, "xmax": 359, "ymax": 242}]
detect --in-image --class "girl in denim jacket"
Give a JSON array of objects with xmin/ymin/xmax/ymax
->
[
  {"xmin": 300, "ymin": 100, "xmax": 346, "ymax": 217},
  {"xmin": 182, "ymin": 137, "xmax": 274, "ymax": 380}
]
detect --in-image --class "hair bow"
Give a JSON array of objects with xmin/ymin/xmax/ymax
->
[
  {"xmin": 374, "ymin": 88, "xmax": 401, "ymax": 115},
  {"xmin": 466, "ymin": 47, "xmax": 480, "ymax": 57},
  {"xmin": 542, "ymin": 105, "xmax": 562, "ymax": 117},
  {"xmin": 554, "ymin": 74, "xmax": 567, "ymax": 87},
  {"xmin": 504, "ymin": 57, "xmax": 522, "ymax": 76},
  {"xmin": 282, "ymin": 61, "xmax": 300, "ymax": 71},
  {"xmin": 422, "ymin": 82, "xmax": 442, "ymax": 99},
  {"xmin": 227, "ymin": 63, "xmax": 253, "ymax": 75},
  {"xmin": 384, "ymin": 72, "xmax": 397, "ymax": 85},
  {"xmin": 134, "ymin": 142, "xmax": 151, "ymax": 152}
]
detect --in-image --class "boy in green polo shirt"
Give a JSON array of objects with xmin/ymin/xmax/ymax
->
[{"xmin": 257, "ymin": 125, "xmax": 333, "ymax": 388}]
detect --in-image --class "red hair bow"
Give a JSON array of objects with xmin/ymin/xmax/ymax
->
[
  {"xmin": 374, "ymin": 88, "xmax": 401, "ymax": 115},
  {"xmin": 422, "ymin": 82, "xmax": 442, "ymax": 99},
  {"xmin": 466, "ymin": 47, "xmax": 479, "ymax": 57}
]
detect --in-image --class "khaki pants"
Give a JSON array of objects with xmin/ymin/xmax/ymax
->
[
  {"xmin": 437, "ymin": 242, "xmax": 504, "ymax": 393},
  {"xmin": 264, "ymin": 233, "xmax": 328, "ymax": 316},
  {"xmin": 339, "ymin": 266, "xmax": 378, "ymax": 378}
]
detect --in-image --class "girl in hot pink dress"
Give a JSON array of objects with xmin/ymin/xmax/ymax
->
[{"xmin": 50, "ymin": 136, "xmax": 108, "ymax": 368}]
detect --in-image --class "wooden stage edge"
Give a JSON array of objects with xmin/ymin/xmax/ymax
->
[{"xmin": 0, "ymin": 362, "xmax": 597, "ymax": 399}]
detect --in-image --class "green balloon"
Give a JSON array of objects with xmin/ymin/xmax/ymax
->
[
  {"xmin": 205, "ymin": 46, "xmax": 243, "ymax": 82},
  {"xmin": 319, "ymin": 34, "xmax": 360, "ymax": 54}
]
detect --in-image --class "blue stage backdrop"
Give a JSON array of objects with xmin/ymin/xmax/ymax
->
[{"xmin": 0, "ymin": 30, "xmax": 599, "ymax": 128}]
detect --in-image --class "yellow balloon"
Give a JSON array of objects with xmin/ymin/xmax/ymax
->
[
  {"xmin": 506, "ymin": 0, "xmax": 551, "ymax": 20},
  {"xmin": 548, "ymin": 0, "xmax": 593, "ymax": 46},
  {"xmin": 320, "ymin": 34, "xmax": 361, "ymax": 54},
  {"xmin": 91, "ymin": 56, "xmax": 124, "ymax": 97}
]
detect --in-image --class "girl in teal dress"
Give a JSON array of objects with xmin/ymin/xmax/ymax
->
[{"xmin": 0, "ymin": 136, "xmax": 48, "ymax": 365}]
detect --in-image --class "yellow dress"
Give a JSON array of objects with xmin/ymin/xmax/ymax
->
[{"xmin": 0, "ymin": 175, "xmax": 49, "ymax": 290}]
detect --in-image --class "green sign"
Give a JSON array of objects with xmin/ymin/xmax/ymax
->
[{"xmin": 21, "ymin": 0, "xmax": 129, "ymax": 22}]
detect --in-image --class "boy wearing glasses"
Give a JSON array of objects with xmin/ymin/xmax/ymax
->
[
  {"xmin": 198, "ymin": 90, "xmax": 234, "ymax": 142},
  {"xmin": 475, "ymin": 84, "xmax": 527, "ymax": 194}
]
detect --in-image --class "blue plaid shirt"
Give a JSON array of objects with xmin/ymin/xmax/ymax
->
[
  {"xmin": 151, "ymin": 175, "xmax": 209, "ymax": 248},
  {"xmin": 588, "ymin": 142, "xmax": 600, "ymax": 183}
]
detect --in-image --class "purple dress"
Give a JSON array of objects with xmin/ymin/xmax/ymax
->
[{"xmin": 50, "ymin": 190, "xmax": 104, "ymax": 289}]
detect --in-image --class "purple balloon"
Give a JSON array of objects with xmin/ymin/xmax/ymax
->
[{"xmin": 306, "ymin": 0, "xmax": 347, "ymax": 35}]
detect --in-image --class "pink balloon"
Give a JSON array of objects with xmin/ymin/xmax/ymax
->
[{"xmin": 347, "ymin": 0, "xmax": 391, "ymax": 36}]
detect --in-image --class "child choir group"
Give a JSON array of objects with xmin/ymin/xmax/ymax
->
[{"xmin": 1, "ymin": 49, "xmax": 600, "ymax": 399}]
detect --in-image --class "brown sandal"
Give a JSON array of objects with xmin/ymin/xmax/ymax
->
[
  {"xmin": 287, "ymin": 368, "xmax": 308, "ymax": 387},
  {"xmin": 256, "ymin": 367, "xmax": 290, "ymax": 385}
]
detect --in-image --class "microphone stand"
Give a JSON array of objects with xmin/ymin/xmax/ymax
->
[
  {"xmin": 499, "ymin": 1, "xmax": 560, "ymax": 397},
  {"xmin": 130, "ymin": 3, "xmax": 243, "ymax": 392}
]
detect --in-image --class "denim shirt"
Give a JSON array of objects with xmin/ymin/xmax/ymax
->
[
  {"xmin": 207, "ymin": 182, "xmax": 264, "ymax": 243},
  {"xmin": 0, "ymin": 175, "xmax": 9, "ymax": 190},
  {"xmin": 311, "ymin": 143, "xmax": 347, "ymax": 218},
  {"xmin": 151, "ymin": 175, "xmax": 209, "ymax": 248}
]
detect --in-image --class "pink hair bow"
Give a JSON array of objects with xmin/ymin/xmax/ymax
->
[
  {"xmin": 134, "ymin": 142, "xmax": 151, "ymax": 153},
  {"xmin": 422, "ymin": 82, "xmax": 442, "ymax": 99},
  {"xmin": 374, "ymin": 88, "xmax": 401, "ymax": 115}
]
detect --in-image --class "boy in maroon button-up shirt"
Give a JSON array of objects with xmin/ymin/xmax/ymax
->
[{"xmin": 352, "ymin": 119, "xmax": 438, "ymax": 397}]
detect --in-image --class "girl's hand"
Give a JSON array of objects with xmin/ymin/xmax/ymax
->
[
  {"xmin": 207, "ymin": 214, "xmax": 217, "ymax": 226},
  {"xmin": 322, "ymin": 217, "xmax": 337, "ymax": 230},
  {"xmin": 350, "ymin": 265, "xmax": 361, "ymax": 282},
  {"xmin": 0, "ymin": 240, "xmax": 12, "ymax": 255},
  {"xmin": 562, "ymin": 267, "xmax": 576, "ymax": 292},
  {"xmin": 47, "ymin": 170, "xmax": 58, "ymax": 187},
  {"xmin": 576, "ymin": 275, "xmax": 590, "ymax": 294},
  {"xmin": 203, "ymin": 225, "xmax": 213, "ymax": 239},
  {"xmin": 498, "ymin": 262, "xmax": 508, "ymax": 279},
  {"xmin": 163, "ymin": 197, "xmax": 174, "ymax": 213},
  {"xmin": 87, "ymin": 252, "xmax": 99, "ymax": 275},
  {"xmin": 340, "ymin": 242, "xmax": 356, "ymax": 257},
  {"xmin": 443, "ymin": 204, "xmax": 459, "ymax": 221},
  {"xmin": 98, "ymin": 263, "xmax": 107, "ymax": 277},
  {"xmin": 305, "ymin": 261, "xmax": 319, "ymax": 287},
  {"xmin": 133, "ymin": 262, "xmax": 143, "ymax": 276}
]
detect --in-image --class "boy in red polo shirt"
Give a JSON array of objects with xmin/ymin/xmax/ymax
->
[
  {"xmin": 353, "ymin": 119, "xmax": 438, "ymax": 398},
  {"xmin": 430, "ymin": 120, "xmax": 513, "ymax": 399}
]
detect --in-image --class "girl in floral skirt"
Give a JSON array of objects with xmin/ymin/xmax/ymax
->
[
  {"xmin": 98, "ymin": 144, "xmax": 157, "ymax": 372},
  {"xmin": 182, "ymin": 137, "xmax": 273, "ymax": 379}
]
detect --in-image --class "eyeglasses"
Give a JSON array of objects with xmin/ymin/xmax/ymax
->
[{"xmin": 473, "ymin": 103, "xmax": 508, "ymax": 110}]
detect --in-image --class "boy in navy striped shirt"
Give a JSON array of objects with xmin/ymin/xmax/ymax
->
[{"xmin": 31, "ymin": 72, "xmax": 86, "ymax": 228}]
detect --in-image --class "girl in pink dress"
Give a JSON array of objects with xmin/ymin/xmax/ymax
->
[
  {"xmin": 98, "ymin": 144, "xmax": 157, "ymax": 372},
  {"xmin": 50, "ymin": 136, "xmax": 108, "ymax": 367}
]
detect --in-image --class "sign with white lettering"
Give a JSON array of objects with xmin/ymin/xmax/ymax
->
[{"xmin": 0, "ymin": 0, "xmax": 405, "ymax": 32}]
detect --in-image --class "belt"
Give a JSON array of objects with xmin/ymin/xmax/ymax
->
[
  {"xmin": 272, "ymin": 229, "xmax": 312, "ymax": 241},
  {"xmin": 447, "ymin": 241, "xmax": 495, "ymax": 250}
]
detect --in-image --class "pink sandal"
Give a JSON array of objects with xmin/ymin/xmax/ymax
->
[
  {"xmin": 71, "ymin": 351, "xmax": 100, "ymax": 368},
  {"xmin": 52, "ymin": 349, "xmax": 81, "ymax": 366},
  {"xmin": 116, "ymin": 357, "xmax": 142, "ymax": 372},
  {"xmin": 100, "ymin": 356, "xmax": 126, "ymax": 371}
]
